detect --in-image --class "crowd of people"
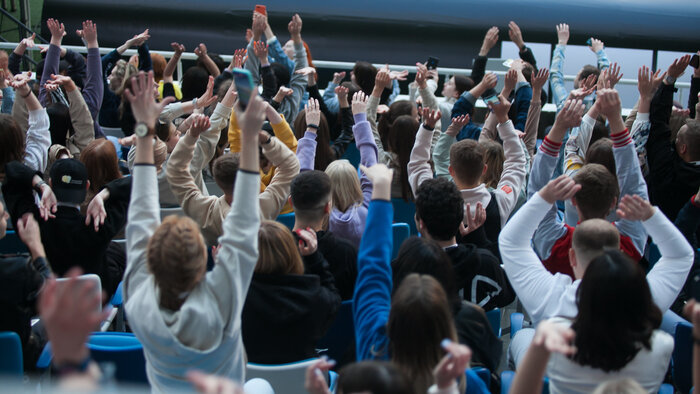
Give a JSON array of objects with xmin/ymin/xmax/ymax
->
[{"xmin": 0, "ymin": 7, "xmax": 699, "ymax": 394}]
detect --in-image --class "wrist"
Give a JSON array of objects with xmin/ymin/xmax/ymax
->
[
  {"xmin": 28, "ymin": 243, "xmax": 46, "ymax": 259},
  {"xmin": 292, "ymin": 34, "xmax": 302, "ymax": 44},
  {"xmin": 371, "ymin": 183, "xmax": 392, "ymax": 201},
  {"xmin": 53, "ymin": 348, "xmax": 90, "ymax": 371},
  {"xmin": 478, "ymin": 48, "xmax": 488, "ymax": 57},
  {"xmin": 260, "ymin": 60, "xmax": 270, "ymax": 67},
  {"xmin": 64, "ymin": 81, "xmax": 77, "ymax": 92},
  {"xmin": 371, "ymin": 86, "xmax": 384, "ymax": 98}
]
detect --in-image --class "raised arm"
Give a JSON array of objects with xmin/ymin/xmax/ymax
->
[
  {"xmin": 39, "ymin": 18, "xmax": 65, "ymax": 106},
  {"xmin": 331, "ymin": 86, "xmax": 354, "ymax": 158},
  {"xmin": 549, "ymin": 23, "xmax": 569, "ymax": 110},
  {"xmin": 296, "ymin": 98, "xmax": 320, "ymax": 171},
  {"xmin": 588, "ymin": 37, "xmax": 610, "ymax": 71},
  {"xmin": 76, "ymin": 20, "xmax": 104, "ymax": 137},
  {"xmin": 259, "ymin": 133, "xmax": 301, "ymax": 220},
  {"xmin": 509, "ymin": 21, "xmax": 539, "ymax": 69},
  {"xmin": 353, "ymin": 163, "xmax": 394, "ymax": 361},
  {"xmin": 46, "ymin": 75, "xmax": 94, "ymax": 157},
  {"xmin": 407, "ymin": 107, "xmax": 442, "ymax": 196},
  {"xmin": 352, "ymin": 92, "xmax": 379, "ymax": 208},
  {"xmin": 123, "ymin": 71, "xmax": 175, "ymax": 299},
  {"xmin": 278, "ymin": 14, "xmax": 308, "ymax": 120},
  {"xmin": 11, "ymin": 74, "xmax": 50, "ymax": 173},
  {"xmin": 472, "ymin": 26, "xmax": 499, "ymax": 84},
  {"xmin": 10, "ymin": 33, "xmax": 35, "ymax": 75},
  {"xmin": 263, "ymin": 10, "xmax": 296, "ymax": 73},
  {"xmin": 194, "ymin": 43, "xmax": 220, "ymax": 77},
  {"xmin": 523, "ymin": 68, "xmax": 548, "ymax": 155},
  {"xmin": 368, "ymin": 66, "xmax": 393, "ymax": 164}
]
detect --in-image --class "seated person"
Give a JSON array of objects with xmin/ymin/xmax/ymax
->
[
  {"xmin": 241, "ymin": 221, "xmax": 340, "ymax": 364},
  {"xmin": 2, "ymin": 158, "xmax": 130, "ymax": 298},
  {"xmin": 290, "ymin": 170, "xmax": 358, "ymax": 301},
  {"xmin": 414, "ymin": 177, "xmax": 514, "ymax": 311}
]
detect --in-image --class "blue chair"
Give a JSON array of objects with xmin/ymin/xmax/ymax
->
[
  {"xmin": 340, "ymin": 142, "xmax": 360, "ymax": 168},
  {"xmin": 486, "ymin": 308, "xmax": 501, "ymax": 337},
  {"xmin": 510, "ymin": 312, "xmax": 524, "ymax": 339},
  {"xmin": 391, "ymin": 198, "xmax": 417, "ymax": 235},
  {"xmin": 316, "ymin": 300, "xmax": 354, "ymax": 365},
  {"xmin": 658, "ymin": 384, "xmax": 675, "ymax": 394},
  {"xmin": 0, "ymin": 331, "xmax": 23, "ymax": 377},
  {"xmin": 276, "ymin": 212, "xmax": 295, "ymax": 230},
  {"xmin": 501, "ymin": 370, "xmax": 549, "ymax": 394},
  {"xmin": 472, "ymin": 366, "xmax": 490, "ymax": 388},
  {"xmin": 391, "ymin": 223, "xmax": 410, "ymax": 259},
  {"xmin": 88, "ymin": 332, "xmax": 148, "ymax": 384},
  {"xmin": 110, "ymin": 282, "xmax": 125, "ymax": 332},
  {"xmin": 673, "ymin": 321, "xmax": 693, "ymax": 394},
  {"xmin": 0, "ymin": 230, "xmax": 28, "ymax": 254}
]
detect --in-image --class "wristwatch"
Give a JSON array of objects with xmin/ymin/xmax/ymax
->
[
  {"xmin": 664, "ymin": 75, "xmax": 676, "ymax": 85},
  {"xmin": 134, "ymin": 122, "xmax": 149, "ymax": 137}
]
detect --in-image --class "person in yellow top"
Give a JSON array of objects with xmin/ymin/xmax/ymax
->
[{"xmin": 228, "ymin": 101, "xmax": 298, "ymax": 214}]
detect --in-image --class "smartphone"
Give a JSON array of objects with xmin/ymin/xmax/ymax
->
[
  {"xmin": 691, "ymin": 54, "xmax": 700, "ymax": 69},
  {"xmin": 483, "ymin": 94, "xmax": 500, "ymax": 107},
  {"xmin": 586, "ymin": 38, "xmax": 593, "ymax": 47},
  {"xmin": 233, "ymin": 68, "xmax": 255, "ymax": 110},
  {"xmin": 426, "ymin": 56, "xmax": 440, "ymax": 70},
  {"xmin": 254, "ymin": 4, "xmax": 267, "ymax": 15},
  {"xmin": 693, "ymin": 273, "xmax": 700, "ymax": 301}
]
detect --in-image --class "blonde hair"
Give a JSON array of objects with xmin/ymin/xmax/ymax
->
[
  {"xmin": 147, "ymin": 216, "xmax": 207, "ymax": 311},
  {"xmin": 480, "ymin": 140, "xmax": 504, "ymax": 189},
  {"xmin": 153, "ymin": 138, "xmax": 168, "ymax": 173},
  {"xmin": 110, "ymin": 60, "xmax": 139, "ymax": 96},
  {"xmin": 325, "ymin": 160, "xmax": 362, "ymax": 212},
  {"xmin": 256, "ymin": 221, "xmax": 304, "ymax": 275}
]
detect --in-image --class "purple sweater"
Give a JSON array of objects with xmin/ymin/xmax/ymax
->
[{"xmin": 296, "ymin": 113, "xmax": 378, "ymax": 247}]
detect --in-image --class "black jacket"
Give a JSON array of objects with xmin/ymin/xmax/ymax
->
[
  {"xmin": 2, "ymin": 161, "xmax": 131, "ymax": 294},
  {"xmin": 445, "ymin": 243, "xmax": 514, "ymax": 311},
  {"xmin": 646, "ymin": 83, "xmax": 700, "ymax": 221},
  {"xmin": 317, "ymin": 230, "xmax": 357, "ymax": 301},
  {"xmin": 241, "ymin": 250, "xmax": 341, "ymax": 364}
]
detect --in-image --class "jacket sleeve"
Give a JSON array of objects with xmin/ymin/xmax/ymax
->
[
  {"xmin": 407, "ymin": 124, "xmax": 436, "ymax": 197},
  {"xmin": 266, "ymin": 36, "xmax": 295, "ymax": 75},
  {"xmin": 471, "ymin": 55, "xmax": 487, "ymax": 85},
  {"xmin": 477, "ymin": 109, "xmax": 499, "ymax": 144},
  {"xmin": 645, "ymin": 83, "xmax": 675, "ymax": 186},
  {"xmin": 596, "ymin": 49, "xmax": 610, "ymax": 71},
  {"xmin": 353, "ymin": 113, "xmax": 378, "ymax": 208},
  {"xmin": 259, "ymin": 137, "xmax": 300, "ymax": 219},
  {"xmin": 82, "ymin": 47, "xmax": 104, "ymax": 131},
  {"xmin": 519, "ymin": 47, "xmax": 538, "ymax": 69},
  {"xmin": 244, "ymin": 40, "xmax": 261, "ymax": 85},
  {"xmin": 353, "ymin": 200, "xmax": 393, "ymax": 361},
  {"xmin": 38, "ymin": 44, "xmax": 61, "ymax": 106},
  {"xmin": 8, "ymin": 51, "xmax": 21, "ymax": 75},
  {"xmin": 549, "ymin": 45, "xmax": 567, "ymax": 110},
  {"xmin": 512, "ymin": 84, "xmax": 533, "ymax": 132},
  {"xmin": 611, "ymin": 129, "xmax": 649, "ymax": 256},
  {"xmin": 296, "ymin": 131, "xmax": 317, "ymax": 171},
  {"xmin": 137, "ymin": 44, "xmax": 152, "ymax": 72},
  {"xmin": 123, "ymin": 164, "xmax": 161, "ymax": 301},
  {"xmin": 277, "ymin": 42, "xmax": 308, "ymax": 121},
  {"xmin": 433, "ymin": 131, "xmax": 455, "ymax": 181},
  {"xmin": 494, "ymin": 120, "xmax": 527, "ymax": 226},
  {"xmin": 207, "ymin": 169, "xmax": 261, "ymax": 330},
  {"xmin": 191, "ymin": 102, "xmax": 232, "ymax": 175},
  {"xmin": 165, "ymin": 134, "xmax": 220, "ymax": 228},
  {"xmin": 98, "ymin": 176, "xmax": 132, "ymax": 241},
  {"xmin": 22, "ymin": 108, "xmax": 51, "ymax": 173},
  {"xmin": 65, "ymin": 89, "xmax": 95, "ymax": 158},
  {"xmin": 523, "ymin": 98, "xmax": 541, "ymax": 156},
  {"xmin": 1, "ymin": 87, "xmax": 14, "ymax": 114},
  {"xmin": 322, "ymin": 82, "xmax": 340, "ymax": 115},
  {"xmin": 366, "ymin": 94, "xmax": 392, "ymax": 165},
  {"xmin": 260, "ymin": 65, "xmax": 277, "ymax": 103},
  {"xmin": 0, "ymin": 161, "xmax": 42, "ymax": 226}
]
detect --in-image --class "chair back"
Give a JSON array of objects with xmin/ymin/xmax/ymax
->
[
  {"xmin": 673, "ymin": 321, "xmax": 693, "ymax": 393},
  {"xmin": 316, "ymin": 300, "xmax": 354, "ymax": 365},
  {"xmin": 246, "ymin": 358, "xmax": 319, "ymax": 394},
  {"xmin": 391, "ymin": 198, "xmax": 417, "ymax": 235},
  {"xmin": 88, "ymin": 332, "xmax": 148, "ymax": 384},
  {"xmin": 340, "ymin": 142, "xmax": 360, "ymax": 168},
  {"xmin": 0, "ymin": 331, "xmax": 22, "ymax": 377},
  {"xmin": 391, "ymin": 223, "xmax": 410, "ymax": 260},
  {"xmin": 486, "ymin": 308, "xmax": 501, "ymax": 337},
  {"xmin": 0, "ymin": 230, "xmax": 28, "ymax": 254},
  {"xmin": 276, "ymin": 212, "xmax": 296, "ymax": 230}
]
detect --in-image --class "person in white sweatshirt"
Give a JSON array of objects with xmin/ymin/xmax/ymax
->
[{"xmin": 122, "ymin": 70, "xmax": 265, "ymax": 392}]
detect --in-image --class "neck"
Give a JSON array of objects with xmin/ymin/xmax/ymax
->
[
  {"xmin": 293, "ymin": 219, "xmax": 324, "ymax": 232},
  {"xmin": 455, "ymin": 180, "xmax": 480, "ymax": 190},
  {"xmin": 436, "ymin": 238, "xmax": 458, "ymax": 249}
]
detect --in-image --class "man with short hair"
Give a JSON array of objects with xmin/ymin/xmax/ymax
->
[
  {"xmin": 414, "ymin": 177, "xmax": 513, "ymax": 310},
  {"xmin": 290, "ymin": 170, "xmax": 357, "ymax": 300}
]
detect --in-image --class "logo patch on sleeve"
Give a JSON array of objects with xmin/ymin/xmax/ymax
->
[{"xmin": 501, "ymin": 185, "xmax": 513, "ymax": 194}]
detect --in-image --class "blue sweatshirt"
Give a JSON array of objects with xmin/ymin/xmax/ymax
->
[{"xmin": 353, "ymin": 200, "xmax": 489, "ymax": 393}]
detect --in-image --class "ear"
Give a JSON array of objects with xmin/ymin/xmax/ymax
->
[
  {"xmin": 482, "ymin": 163, "xmax": 488, "ymax": 176},
  {"xmin": 570, "ymin": 196, "xmax": 578, "ymax": 207},
  {"xmin": 415, "ymin": 215, "xmax": 425, "ymax": 235},
  {"xmin": 48, "ymin": 179, "xmax": 53, "ymax": 188},
  {"xmin": 86, "ymin": 180, "xmax": 91, "ymax": 191},
  {"xmin": 609, "ymin": 196, "xmax": 618, "ymax": 213},
  {"xmin": 324, "ymin": 201, "xmax": 331, "ymax": 214},
  {"xmin": 448, "ymin": 165, "xmax": 455, "ymax": 178},
  {"xmin": 287, "ymin": 196, "xmax": 293, "ymax": 208},
  {"xmin": 569, "ymin": 248, "xmax": 577, "ymax": 269}
]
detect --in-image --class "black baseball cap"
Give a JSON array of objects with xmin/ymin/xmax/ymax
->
[{"xmin": 49, "ymin": 158, "xmax": 88, "ymax": 204}]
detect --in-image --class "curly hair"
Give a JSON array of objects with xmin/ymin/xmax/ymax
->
[{"xmin": 415, "ymin": 178, "xmax": 464, "ymax": 241}]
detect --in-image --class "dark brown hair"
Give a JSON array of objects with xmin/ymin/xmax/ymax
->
[
  {"xmin": 293, "ymin": 109, "xmax": 334, "ymax": 171},
  {"xmin": 573, "ymin": 163, "xmax": 619, "ymax": 220},
  {"xmin": 387, "ymin": 115, "xmax": 419, "ymax": 201},
  {"xmin": 585, "ymin": 138, "xmax": 616, "ymax": 177},
  {"xmin": 0, "ymin": 115, "xmax": 24, "ymax": 173},
  {"xmin": 80, "ymin": 139, "xmax": 122, "ymax": 194},
  {"xmin": 212, "ymin": 153, "xmax": 240, "ymax": 195}
]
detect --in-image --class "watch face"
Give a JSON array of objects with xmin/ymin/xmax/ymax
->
[{"xmin": 135, "ymin": 123, "xmax": 148, "ymax": 137}]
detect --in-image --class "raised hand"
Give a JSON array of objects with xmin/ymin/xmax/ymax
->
[
  {"xmin": 502, "ymin": 69, "xmax": 518, "ymax": 97},
  {"xmin": 45, "ymin": 74, "xmax": 76, "ymax": 93},
  {"xmin": 288, "ymin": 13, "xmax": 303, "ymax": 42},
  {"xmin": 36, "ymin": 180, "xmax": 57, "ymax": 221},
  {"xmin": 252, "ymin": 12, "xmax": 266, "ymax": 41},
  {"xmin": 124, "ymin": 71, "xmax": 176, "ymax": 130},
  {"xmin": 351, "ymin": 91, "xmax": 368, "ymax": 115},
  {"xmin": 16, "ymin": 213, "xmax": 45, "ymax": 257},
  {"xmin": 539, "ymin": 175, "xmax": 582, "ymax": 204},
  {"xmin": 85, "ymin": 192, "xmax": 106, "ymax": 232},
  {"xmin": 170, "ymin": 42, "xmax": 186, "ymax": 56},
  {"xmin": 20, "ymin": 32, "xmax": 35, "ymax": 49},
  {"xmin": 47, "ymin": 18, "xmax": 66, "ymax": 46},
  {"xmin": 556, "ymin": 23, "xmax": 569, "ymax": 46},
  {"xmin": 605, "ymin": 62, "xmax": 623, "ymax": 89},
  {"xmin": 10, "ymin": 72, "xmax": 32, "ymax": 96},
  {"xmin": 194, "ymin": 43, "xmax": 208, "ymax": 58},
  {"xmin": 481, "ymin": 72, "xmax": 498, "ymax": 90},
  {"xmin": 553, "ymin": 99, "xmax": 585, "ymax": 130},
  {"xmin": 221, "ymin": 77, "xmax": 239, "ymax": 108},
  {"xmin": 595, "ymin": 88, "xmax": 622, "ymax": 120},
  {"xmin": 129, "ymin": 29, "xmax": 150, "ymax": 48},
  {"xmin": 253, "ymin": 40, "xmax": 269, "ymax": 63},
  {"xmin": 588, "ymin": 38, "xmax": 604, "ymax": 53},
  {"xmin": 433, "ymin": 340, "xmax": 472, "ymax": 390},
  {"xmin": 667, "ymin": 54, "xmax": 692, "ymax": 79},
  {"xmin": 273, "ymin": 86, "xmax": 293, "ymax": 103},
  {"xmin": 332, "ymin": 71, "xmax": 346, "ymax": 85},
  {"xmin": 305, "ymin": 98, "xmax": 321, "ymax": 129},
  {"xmin": 460, "ymin": 201, "xmax": 485, "ymax": 236},
  {"xmin": 489, "ymin": 95, "xmax": 512, "ymax": 124},
  {"xmin": 480, "ymin": 26, "xmax": 499, "ymax": 56},
  {"xmin": 188, "ymin": 114, "xmax": 211, "ymax": 139},
  {"xmin": 415, "ymin": 62, "xmax": 428, "ymax": 89},
  {"xmin": 360, "ymin": 163, "xmax": 394, "ymax": 201},
  {"xmin": 531, "ymin": 320, "xmax": 576, "ymax": 355},
  {"xmin": 616, "ymin": 194, "xmax": 655, "ymax": 222},
  {"xmin": 389, "ymin": 69, "xmax": 409, "ymax": 81},
  {"xmin": 374, "ymin": 66, "xmax": 392, "ymax": 91},
  {"xmin": 231, "ymin": 48, "xmax": 245, "ymax": 70},
  {"xmin": 508, "ymin": 21, "xmax": 525, "ymax": 50},
  {"xmin": 637, "ymin": 66, "xmax": 664, "ymax": 99},
  {"xmin": 296, "ymin": 228, "xmax": 318, "ymax": 256},
  {"xmin": 304, "ymin": 358, "xmax": 335, "ymax": 394},
  {"xmin": 421, "ymin": 107, "xmax": 441, "ymax": 129},
  {"xmin": 195, "ymin": 75, "xmax": 217, "ymax": 111},
  {"xmin": 531, "ymin": 68, "xmax": 549, "ymax": 94},
  {"xmin": 335, "ymin": 85, "xmax": 350, "ymax": 108},
  {"xmin": 77, "ymin": 20, "xmax": 98, "ymax": 48},
  {"xmin": 446, "ymin": 114, "xmax": 470, "ymax": 137},
  {"xmin": 295, "ymin": 66, "xmax": 317, "ymax": 85}
]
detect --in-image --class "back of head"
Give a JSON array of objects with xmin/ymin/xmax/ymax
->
[
  {"xmin": 352, "ymin": 61, "xmax": 378, "ymax": 96},
  {"xmin": 415, "ymin": 178, "xmax": 464, "ymax": 241},
  {"xmin": 212, "ymin": 153, "xmax": 240, "ymax": 195},
  {"xmin": 290, "ymin": 170, "xmax": 331, "ymax": 223},
  {"xmin": 181, "ymin": 66, "xmax": 209, "ymax": 102},
  {"xmin": 388, "ymin": 114, "xmax": 420, "ymax": 201},
  {"xmin": 520, "ymin": 61, "xmax": 536, "ymax": 83},
  {"xmin": 337, "ymin": 361, "xmax": 413, "ymax": 394},
  {"xmin": 325, "ymin": 159, "xmax": 362, "ymax": 212},
  {"xmin": 150, "ymin": 53, "xmax": 167, "ymax": 82},
  {"xmin": 480, "ymin": 140, "xmax": 505, "ymax": 189},
  {"xmin": 572, "ymin": 219, "xmax": 620, "ymax": 267},
  {"xmin": 573, "ymin": 250, "xmax": 661, "ymax": 372},
  {"xmin": 678, "ymin": 119, "xmax": 700, "ymax": 161},
  {"xmin": 340, "ymin": 81, "xmax": 361, "ymax": 100},
  {"xmin": 590, "ymin": 117, "xmax": 610, "ymax": 146},
  {"xmin": 111, "ymin": 60, "xmax": 138, "ymax": 96},
  {"xmin": 388, "ymin": 274, "xmax": 456, "ymax": 393},
  {"xmin": 256, "ymin": 220, "xmax": 304, "ymax": 275},
  {"xmin": 80, "ymin": 139, "xmax": 121, "ymax": 194},
  {"xmin": 293, "ymin": 110, "xmax": 333, "ymax": 170},
  {"xmin": 47, "ymin": 102, "xmax": 73, "ymax": 146},
  {"xmin": 585, "ymin": 138, "xmax": 616, "ymax": 176},
  {"xmin": 449, "ymin": 139, "xmax": 484, "ymax": 186},
  {"xmin": 147, "ymin": 215, "xmax": 207, "ymax": 311},
  {"xmin": 592, "ymin": 378, "xmax": 646, "ymax": 394},
  {"xmin": 391, "ymin": 236, "xmax": 460, "ymax": 312},
  {"xmin": 378, "ymin": 100, "xmax": 415, "ymax": 149},
  {"xmin": 270, "ymin": 62, "xmax": 290, "ymax": 87},
  {"xmin": 576, "ymin": 64, "xmax": 601, "ymax": 88},
  {"xmin": 573, "ymin": 163, "xmax": 619, "ymax": 220},
  {"xmin": 0, "ymin": 114, "xmax": 24, "ymax": 170},
  {"xmin": 453, "ymin": 75, "xmax": 474, "ymax": 97}
]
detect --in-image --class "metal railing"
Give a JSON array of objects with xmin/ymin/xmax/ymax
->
[{"xmin": 0, "ymin": 42, "xmax": 691, "ymax": 114}]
